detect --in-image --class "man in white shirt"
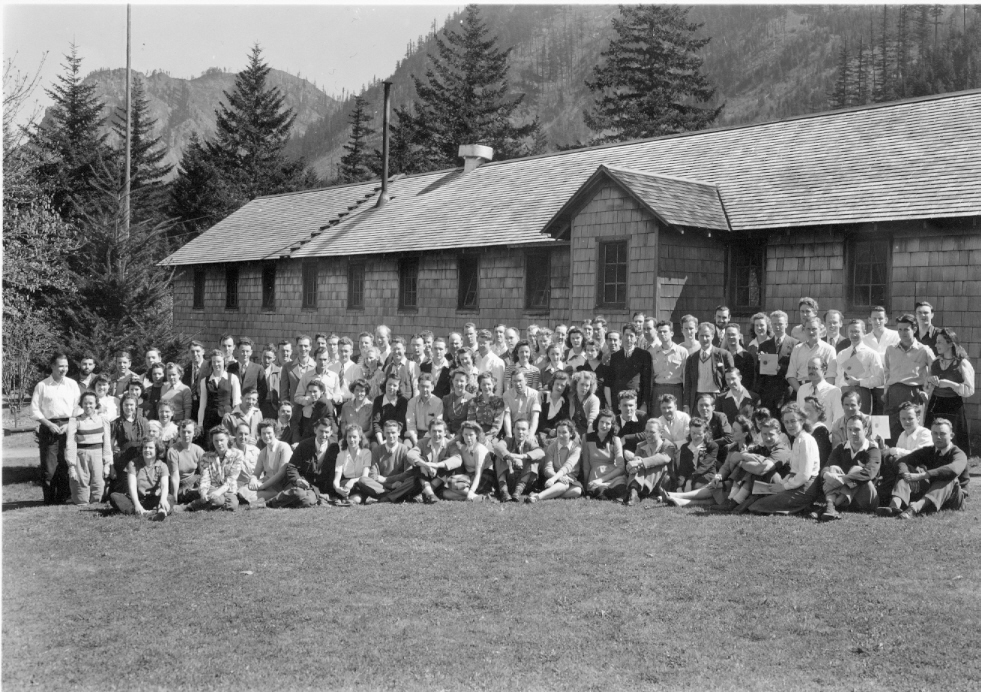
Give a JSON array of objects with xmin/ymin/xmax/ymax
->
[
  {"xmin": 649, "ymin": 319, "xmax": 688, "ymax": 406},
  {"xmin": 797, "ymin": 357, "xmax": 844, "ymax": 425},
  {"xmin": 31, "ymin": 353, "xmax": 81, "ymax": 504},
  {"xmin": 787, "ymin": 316, "xmax": 838, "ymax": 394},
  {"xmin": 835, "ymin": 319, "xmax": 884, "ymax": 414},
  {"xmin": 475, "ymin": 329, "xmax": 506, "ymax": 397},
  {"xmin": 77, "ymin": 355, "xmax": 98, "ymax": 392},
  {"xmin": 875, "ymin": 401, "xmax": 933, "ymax": 504},
  {"xmin": 862, "ymin": 307, "xmax": 900, "ymax": 415},
  {"xmin": 405, "ymin": 374, "xmax": 444, "ymax": 448},
  {"xmin": 375, "ymin": 325, "xmax": 393, "ymax": 366},
  {"xmin": 656, "ymin": 394, "xmax": 691, "ymax": 448},
  {"xmin": 328, "ymin": 338, "xmax": 364, "ymax": 403},
  {"xmin": 296, "ymin": 348, "xmax": 341, "ymax": 406}
]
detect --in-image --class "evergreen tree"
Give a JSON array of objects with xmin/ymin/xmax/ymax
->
[
  {"xmin": 369, "ymin": 104, "xmax": 420, "ymax": 177},
  {"xmin": 26, "ymin": 44, "xmax": 109, "ymax": 221},
  {"xmin": 828, "ymin": 41, "xmax": 854, "ymax": 109},
  {"xmin": 168, "ymin": 132, "xmax": 233, "ymax": 245},
  {"xmin": 410, "ymin": 4, "xmax": 537, "ymax": 169},
  {"xmin": 207, "ymin": 43, "xmax": 305, "ymax": 203},
  {"xmin": 584, "ymin": 5, "xmax": 722, "ymax": 144},
  {"xmin": 109, "ymin": 75, "xmax": 173, "ymax": 226},
  {"xmin": 338, "ymin": 94, "xmax": 376, "ymax": 183}
]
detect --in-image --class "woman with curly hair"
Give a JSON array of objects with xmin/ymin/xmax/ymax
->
[
  {"xmin": 925, "ymin": 328, "xmax": 975, "ymax": 455},
  {"xmin": 748, "ymin": 404, "xmax": 820, "ymax": 515},
  {"xmin": 569, "ymin": 370, "xmax": 600, "ymax": 439}
]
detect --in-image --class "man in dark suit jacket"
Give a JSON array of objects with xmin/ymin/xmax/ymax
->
[
  {"xmin": 683, "ymin": 323, "xmax": 735, "ymax": 414},
  {"xmin": 694, "ymin": 393, "xmax": 733, "ymax": 466},
  {"xmin": 719, "ymin": 368, "xmax": 760, "ymax": 424},
  {"xmin": 270, "ymin": 417, "xmax": 338, "ymax": 506},
  {"xmin": 181, "ymin": 340, "xmax": 212, "ymax": 427},
  {"xmin": 755, "ymin": 312, "xmax": 799, "ymax": 415},
  {"xmin": 420, "ymin": 339, "xmax": 454, "ymax": 398},
  {"xmin": 259, "ymin": 345, "xmax": 282, "ymax": 419}
]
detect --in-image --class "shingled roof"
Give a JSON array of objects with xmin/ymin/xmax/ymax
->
[{"xmin": 162, "ymin": 90, "xmax": 981, "ymax": 266}]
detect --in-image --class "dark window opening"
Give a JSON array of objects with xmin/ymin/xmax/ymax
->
[
  {"xmin": 302, "ymin": 260, "xmax": 318, "ymax": 309},
  {"xmin": 348, "ymin": 262, "xmax": 365, "ymax": 310},
  {"xmin": 598, "ymin": 240, "xmax": 628, "ymax": 308},
  {"xmin": 729, "ymin": 243, "xmax": 765, "ymax": 311},
  {"xmin": 525, "ymin": 251, "xmax": 550, "ymax": 311},
  {"xmin": 399, "ymin": 258, "xmax": 419, "ymax": 310},
  {"xmin": 192, "ymin": 268, "xmax": 205, "ymax": 309},
  {"xmin": 458, "ymin": 255, "xmax": 479, "ymax": 310},
  {"xmin": 849, "ymin": 238, "xmax": 890, "ymax": 310},
  {"xmin": 224, "ymin": 266, "xmax": 239, "ymax": 310},
  {"xmin": 261, "ymin": 263, "xmax": 276, "ymax": 309}
]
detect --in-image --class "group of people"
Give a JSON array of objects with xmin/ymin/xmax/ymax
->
[{"xmin": 30, "ymin": 297, "xmax": 973, "ymax": 521}]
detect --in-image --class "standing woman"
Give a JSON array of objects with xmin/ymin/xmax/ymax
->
[
  {"xmin": 925, "ymin": 329, "xmax": 975, "ymax": 456},
  {"xmin": 538, "ymin": 370, "xmax": 571, "ymax": 447},
  {"xmin": 747, "ymin": 312, "xmax": 773, "ymax": 358},
  {"xmin": 504, "ymin": 340, "xmax": 542, "ymax": 391},
  {"xmin": 748, "ymin": 404, "xmax": 820, "ymax": 515},
  {"xmin": 454, "ymin": 348, "xmax": 480, "ymax": 395},
  {"xmin": 569, "ymin": 370, "xmax": 600, "ymax": 439},
  {"xmin": 160, "ymin": 363, "xmax": 192, "ymax": 422},
  {"xmin": 143, "ymin": 362, "xmax": 167, "ymax": 421},
  {"xmin": 65, "ymin": 391, "xmax": 113, "ymax": 504},
  {"xmin": 565, "ymin": 327, "xmax": 587, "ymax": 370},
  {"xmin": 582, "ymin": 409, "xmax": 627, "ymax": 500},
  {"xmin": 198, "ymin": 350, "xmax": 241, "ymax": 441},
  {"xmin": 539, "ymin": 343, "xmax": 568, "ymax": 392}
]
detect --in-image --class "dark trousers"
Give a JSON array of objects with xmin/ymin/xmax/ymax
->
[
  {"xmin": 357, "ymin": 476, "xmax": 417, "ymax": 502},
  {"xmin": 267, "ymin": 486, "xmax": 318, "ymax": 508},
  {"xmin": 110, "ymin": 491, "xmax": 175, "ymax": 514},
  {"xmin": 187, "ymin": 490, "xmax": 238, "ymax": 511},
  {"xmin": 891, "ymin": 477, "xmax": 966, "ymax": 513},
  {"xmin": 38, "ymin": 426, "xmax": 70, "ymax": 504}
]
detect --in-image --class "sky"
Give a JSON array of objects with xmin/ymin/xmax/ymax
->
[{"xmin": 3, "ymin": 2, "xmax": 461, "ymax": 127}]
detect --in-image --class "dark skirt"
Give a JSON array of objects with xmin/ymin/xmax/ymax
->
[{"xmin": 926, "ymin": 395, "xmax": 971, "ymax": 457}]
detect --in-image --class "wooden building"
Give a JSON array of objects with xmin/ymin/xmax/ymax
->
[{"xmin": 162, "ymin": 90, "xmax": 981, "ymax": 443}]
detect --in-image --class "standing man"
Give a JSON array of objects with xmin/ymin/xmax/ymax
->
[
  {"xmin": 354, "ymin": 332, "xmax": 374, "ymax": 364},
  {"xmin": 407, "ymin": 334, "xmax": 428, "ymax": 367},
  {"xmin": 679, "ymin": 315, "xmax": 700, "ymax": 354},
  {"xmin": 641, "ymin": 317, "xmax": 659, "ymax": 358},
  {"xmin": 503, "ymin": 328, "xmax": 520, "ymax": 362},
  {"xmin": 77, "ymin": 354, "xmax": 98, "ymax": 392},
  {"xmin": 228, "ymin": 337, "xmax": 268, "ymax": 406},
  {"xmin": 649, "ymin": 320, "xmax": 687, "ymax": 406},
  {"xmin": 112, "ymin": 350, "xmax": 137, "ymax": 398},
  {"xmin": 723, "ymin": 324, "xmax": 756, "ymax": 392},
  {"xmin": 375, "ymin": 325, "xmax": 393, "ymax": 366},
  {"xmin": 281, "ymin": 334, "xmax": 316, "ymax": 405},
  {"xmin": 862, "ymin": 307, "xmax": 900, "ymax": 415},
  {"xmin": 462, "ymin": 323, "xmax": 479, "ymax": 352},
  {"xmin": 296, "ymin": 347, "xmax": 342, "ymax": 406},
  {"xmin": 756, "ymin": 310, "xmax": 798, "ymax": 415},
  {"xmin": 405, "ymin": 374, "xmax": 444, "ymax": 448},
  {"xmin": 329, "ymin": 337, "xmax": 364, "ymax": 403},
  {"xmin": 31, "ymin": 353, "xmax": 81, "ymax": 504},
  {"xmin": 421, "ymin": 337, "xmax": 454, "ymax": 398},
  {"xmin": 712, "ymin": 306, "xmax": 731, "ymax": 347},
  {"xmin": 786, "ymin": 316, "xmax": 838, "ymax": 396},
  {"xmin": 384, "ymin": 338, "xmax": 420, "ymax": 401},
  {"xmin": 475, "ymin": 330, "xmax": 506, "ymax": 397},
  {"xmin": 631, "ymin": 313, "xmax": 647, "ymax": 349},
  {"xmin": 791, "ymin": 297, "xmax": 823, "ymax": 342},
  {"xmin": 834, "ymin": 320, "xmax": 884, "ymax": 414},
  {"xmin": 260, "ymin": 345, "xmax": 282, "ymax": 419},
  {"xmin": 491, "ymin": 325, "xmax": 510, "ymax": 359},
  {"xmin": 218, "ymin": 334, "xmax": 237, "ymax": 366},
  {"xmin": 824, "ymin": 310, "xmax": 849, "ymax": 352},
  {"xmin": 182, "ymin": 341, "xmax": 211, "ymax": 426},
  {"xmin": 883, "ymin": 314, "xmax": 935, "ymax": 443},
  {"xmin": 277, "ymin": 340, "xmax": 293, "ymax": 368},
  {"xmin": 913, "ymin": 301, "xmax": 939, "ymax": 352},
  {"xmin": 682, "ymin": 323, "xmax": 735, "ymax": 414}
]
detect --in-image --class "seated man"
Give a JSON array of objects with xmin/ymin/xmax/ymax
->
[
  {"xmin": 615, "ymin": 390, "xmax": 648, "ymax": 454},
  {"xmin": 222, "ymin": 386, "xmax": 263, "ymax": 441},
  {"xmin": 876, "ymin": 418, "xmax": 969, "ymax": 519},
  {"xmin": 829, "ymin": 391, "xmax": 873, "ymax": 448},
  {"xmin": 293, "ymin": 380, "xmax": 336, "ymax": 442},
  {"xmin": 719, "ymin": 367, "xmax": 759, "ymax": 425},
  {"xmin": 695, "ymin": 393, "xmax": 733, "ymax": 466},
  {"xmin": 875, "ymin": 401, "xmax": 931, "ymax": 503},
  {"xmin": 186, "ymin": 427, "xmax": 245, "ymax": 512},
  {"xmin": 492, "ymin": 417, "xmax": 545, "ymax": 502},
  {"xmin": 713, "ymin": 417, "xmax": 792, "ymax": 512},
  {"xmin": 405, "ymin": 419, "xmax": 459, "ymax": 503},
  {"xmin": 357, "ymin": 420, "xmax": 414, "ymax": 502},
  {"xmin": 109, "ymin": 436, "xmax": 173, "ymax": 520},
  {"xmin": 623, "ymin": 418, "xmax": 676, "ymax": 506},
  {"xmin": 673, "ymin": 416, "xmax": 720, "ymax": 493},
  {"xmin": 814, "ymin": 414, "xmax": 882, "ymax": 521},
  {"xmin": 441, "ymin": 421, "xmax": 494, "ymax": 501},
  {"xmin": 656, "ymin": 394, "xmax": 690, "ymax": 448},
  {"xmin": 268, "ymin": 417, "xmax": 337, "ymax": 508}
]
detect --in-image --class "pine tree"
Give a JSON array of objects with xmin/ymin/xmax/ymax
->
[
  {"xmin": 168, "ymin": 132, "xmax": 233, "ymax": 245},
  {"xmin": 369, "ymin": 104, "xmax": 420, "ymax": 177},
  {"xmin": 109, "ymin": 75, "xmax": 173, "ymax": 226},
  {"xmin": 829, "ymin": 41, "xmax": 853, "ymax": 109},
  {"xmin": 874, "ymin": 6, "xmax": 894, "ymax": 102},
  {"xmin": 207, "ymin": 43, "xmax": 305, "ymax": 203},
  {"xmin": 584, "ymin": 5, "xmax": 722, "ymax": 145},
  {"xmin": 410, "ymin": 4, "xmax": 537, "ymax": 169},
  {"xmin": 338, "ymin": 94, "xmax": 376, "ymax": 183},
  {"xmin": 27, "ymin": 44, "xmax": 109, "ymax": 221}
]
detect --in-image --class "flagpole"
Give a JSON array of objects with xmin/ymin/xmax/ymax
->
[{"xmin": 123, "ymin": 3, "xmax": 131, "ymax": 243}]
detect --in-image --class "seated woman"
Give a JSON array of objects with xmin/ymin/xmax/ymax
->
[
  {"xmin": 528, "ymin": 419, "xmax": 582, "ymax": 503},
  {"xmin": 249, "ymin": 419, "xmax": 293, "ymax": 503},
  {"xmin": 623, "ymin": 418, "xmax": 676, "ymax": 506},
  {"xmin": 803, "ymin": 395, "xmax": 832, "ymax": 466},
  {"xmin": 442, "ymin": 421, "xmax": 493, "ymax": 501},
  {"xmin": 814, "ymin": 413, "xmax": 882, "ymax": 521},
  {"xmin": 582, "ymin": 409, "xmax": 627, "ymax": 500},
  {"xmin": 537, "ymin": 370, "xmax": 571, "ymax": 448},
  {"xmin": 65, "ymin": 391, "xmax": 112, "ymax": 505},
  {"xmin": 231, "ymin": 422, "xmax": 260, "ymax": 506},
  {"xmin": 332, "ymin": 423, "xmax": 372, "ymax": 506},
  {"xmin": 569, "ymin": 370, "xmax": 600, "ymax": 440},
  {"xmin": 672, "ymin": 417, "xmax": 719, "ymax": 492},
  {"xmin": 160, "ymin": 363, "xmax": 192, "ymax": 422},
  {"xmin": 109, "ymin": 436, "xmax": 173, "ymax": 520},
  {"xmin": 748, "ymin": 404, "xmax": 821, "ymax": 515},
  {"xmin": 167, "ymin": 419, "xmax": 204, "ymax": 504},
  {"xmin": 466, "ymin": 372, "xmax": 506, "ymax": 443},
  {"xmin": 665, "ymin": 415, "xmax": 754, "ymax": 508}
]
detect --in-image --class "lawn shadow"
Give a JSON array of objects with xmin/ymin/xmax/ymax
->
[
  {"xmin": 3, "ymin": 466, "xmax": 38, "ymax": 485},
  {"xmin": 2, "ymin": 499, "xmax": 46, "ymax": 512}
]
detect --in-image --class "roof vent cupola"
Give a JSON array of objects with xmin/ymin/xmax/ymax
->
[{"xmin": 459, "ymin": 144, "xmax": 493, "ymax": 173}]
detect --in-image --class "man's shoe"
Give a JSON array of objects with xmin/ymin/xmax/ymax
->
[
  {"xmin": 422, "ymin": 490, "xmax": 438, "ymax": 504},
  {"xmin": 363, "ymin": 497, "xmax": 378, "ymax": 505},
  {"xmin": 819, "ymin": 507, "xmax": 841, "ymax": 522},
  {"xmin": 709, "ymin": 499, "xmax": 739, "ymax": 513},
  {"xmin": 625, "ymin": 488, "xmax": 639, "ymax": 506},
  {"xmin": 875, "ymin": 505, "xmax": 900, "ymax": 517},
  {"xmin": 525, "ymin": 493, "xmax": 539, "ymax": 504},
  {"xmin": 151, "ymin": 509, "xmax": 167, "ymax": 522},
  {"xmin": 498, "ymin": 489, "xmax": 513, "ymax": 503},
  {"xmin": 898, "ymin": 507, "xmax": 917, "ymax": 520}
]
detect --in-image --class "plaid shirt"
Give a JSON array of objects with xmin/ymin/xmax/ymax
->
[{"xmin": 199, "ymin": 448, "xmax": 244, "ymax": 496}]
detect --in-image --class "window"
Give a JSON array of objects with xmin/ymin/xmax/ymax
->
[
  {"xmin": 261, "ymin": 263, "xmax": 276, "ymax": 310},
  {"xmin": 224, "ymin": 266, "xmax": 239, "ymax": 310},
  {"xmin": 849, "ymin": 238, "xmax": 890, "ymax": 309},
  {"xmin": 192, "ymin": 268, "xmax": 205, "ymax": 310},
  {"xmin": 525, "ymin": 251, "xmax": 550, "ymax": 311},
  {"xmin": 398, "ymin": 258, "xmax": 419, "ymax": 310},
  {"xmin": 729, "ymin": 242, "xmax": 765, "ymax": 311},
  {"xmin": 457, "ymin": 255, "xmax": 479, "ymax": 310},
  {"xmin": 597, "ymin": 240, "xmax": 628, "ymax": 308},
  {"xmin": 348, "ymin": 261, "xmax": 365, "ymax": 310},
  {"xmin": 301, "ymin": 260, "xmax": 318, "ymax": 309}
]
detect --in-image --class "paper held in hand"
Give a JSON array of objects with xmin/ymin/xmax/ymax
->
[
  {"xmin": 841, "ymin": 356, "xmax": 866, "ymax": 380},
  {"xmin": 758, "ymin": 353, "xmax": 779, "ymax": 376},
  {"xmin": 870, "ymin": 415, "xmax": 891, "ymax": 441},
  {"xmin": 751, "ymin": 481, "xmax": 777, "ymax": 495}
]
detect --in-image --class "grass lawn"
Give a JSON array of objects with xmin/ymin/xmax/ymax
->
[{"xmin": 3, "ymin": 431, "xmax": 981, "ymax": 691}]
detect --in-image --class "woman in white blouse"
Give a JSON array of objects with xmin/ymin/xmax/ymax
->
[
  {"xmin": 249, "ymin": 420, "xmax": 293, "ymax": 502},
  {"xmin": 748, "ymin": 404, "xmax": 820, "ymax": 515}
]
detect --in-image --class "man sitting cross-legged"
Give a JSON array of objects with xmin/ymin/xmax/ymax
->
[
  {"xmin": 876, "ymin": 417, "xmax": 969, "ymax": 519},
  {"xmin": 527, "ymin": 420, "xmax": 583, "ymax": 503},
  {"xmin": 442, "ymin": 421, "xmax": 494, "ymax": 501},
  {"xmin": 709, "ymin": 416, "xmax": 792, "ymax": 512},
  {"xmin": 622, "ymin": 418, "xmax": 676, "ymax": 506},
  {"xmin": 812, "ymin": 414, "xmax": 882, "ymax": 522},
  {"xmin": 405, "ymin": 419, "xmax": 459, "ymax": 503},
  {"xmin": 492, "ymin": 417, "xmax": 545, "ymax": 502},
  {"xmin": 267, "ymin": 417, "xmax": 336, "ymax": 508},
  {"xmin": 357, "ymin": 419, "xmax": 415, "ymax": 502}
]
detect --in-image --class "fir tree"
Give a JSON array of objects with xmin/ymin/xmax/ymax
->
[
  {"xmin": 828, "ymin": 41, "xmax": 854, "ymax": 109},
  {"xmin": 168, "ymin": 132, "xmax": 233, "ymax": 245},
  {"xmin": 410, "ymin": 4, "xmax": 537, "ymax": 169},
  {"xmin": 369, "ymin": 104, "xmax": 419, "ymax": 177},
  {"xmin": 338, "ymin": 94, "xmax": 376, "ymax": 183},
  {"xmin": 584, "ymin": 5, "xmax": 722, "ymax": 144},
  {"xmin": 207, "ymin": 43, "xmax": 305, "ymax": 203},
  {"xmin": 27, "ymin": 44, "xmax": 109, "ymax": 221}
]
